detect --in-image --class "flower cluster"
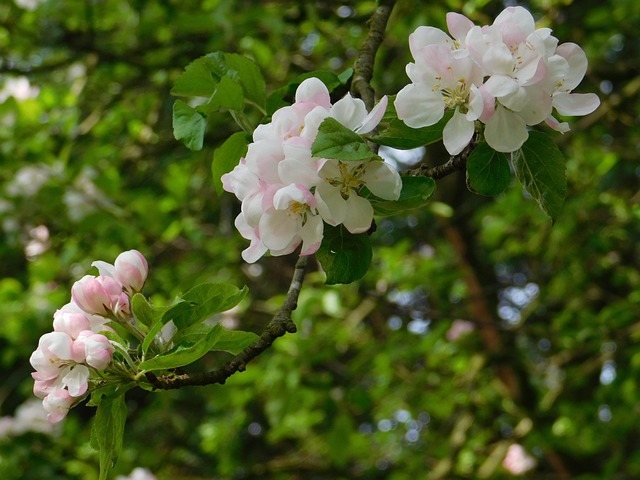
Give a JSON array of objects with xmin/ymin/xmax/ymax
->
[
  {"xmin": 30, "ymin": 250, "xmax": 148, "ymax": 423},
  {"xmin": 222, "ymin": 77, "xmax": 402, "ymax": 263},
  {"xmin": 395, "ymin": 6, "xmax": 600, "ymax": 154}
]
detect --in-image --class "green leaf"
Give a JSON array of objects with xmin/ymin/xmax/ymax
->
[
  {"xmin": 370, "ymin": 112, "xmax": 451, "ymax": 149},
  {"xmin": 214, "ymin": 328, "xmax": 259, "ymax": 354},
  {"xmin": 172, "ymin": 324, "xmax": 258, "ymax": 355},
  {"xmin": 316, "ymin": 224, "xmax": 372, "ymax": 285},
  {"xmin": 511, "ymin": 130, "xmax": 566, "ymax": 222},
  {"xmin": 141, "ymin": 319, "xmax": 165, "ymax": 356},
  {"xmin": 173, "ymin": 99, "xmax": 207, "ymax": 151},
  {"xmin": 138, "ymin": 324, "xmax": 223, "ymax": 371},
  {"xmin": 212, "ymin": 131, "xmax": 250, "ymax": 196},
  {"xmin": 312, "ymin": 117, "xmax": 375, "ymax": 161},
  {"xmin": 131, "ymin": 293, "xmax": 169, "ymax": 328},
  {"xmin": 362, "ymin": 176, "xmax": 436, "ymax": 216},
  {"xmin": 171, "ymin": 55, "xmax": 222, "ymax": 97},
  {"xmin": 163, "ymin": 283, "xmax": 248, "ymax": 329},
  {"xmin": 198, "ymin": 74, "xmax": 244, "ymax": 113},
  {"xmin": 223, "ymin": 53, "xmax": 267, "ymax": 110},
  {"xmin": 91, "ymin": 394, "xmax": 128, "ymax": 480},
  {"xmin": 466, "ymin": 142, "xmax": 511, "ymax": 196}
]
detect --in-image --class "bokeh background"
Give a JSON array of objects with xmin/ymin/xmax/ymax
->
[{"xmin": 0, "ymin": 0, "xmax": 638, "ymax": 478}]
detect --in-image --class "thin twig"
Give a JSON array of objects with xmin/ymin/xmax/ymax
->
[
  {"xmin": 146, "ymin": 256, "xmax": 309, "ymax": 389},
  {"xmin": 405, "ymin": 138, "xmax": 476, "ymax": 179},
  {"xmin": 351, "ymin": 0, "xmax": 397, "ymax": 110}
]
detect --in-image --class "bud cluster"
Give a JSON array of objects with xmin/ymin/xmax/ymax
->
[{"xmin": 29, "ymin": 250, "xmax": 148, "ymax": 423}]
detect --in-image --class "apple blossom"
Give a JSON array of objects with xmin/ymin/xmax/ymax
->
[
  {"xmin": 222, "ymin": 77, "xmax": 396, "ymax": 262},
  {"xmin": 42, "ymin": 388, "xmax": 75, "ymax": 424},
  {"xmin": 396, "ymin": 6, "xmax": 599, "ymax": 153}
]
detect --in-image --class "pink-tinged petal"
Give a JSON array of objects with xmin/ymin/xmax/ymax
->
[
  {"xmin": 361, "ymin": 161, "xmax": 401, "ymax": 200},
  {"xmin": 409, "ymin": 26, "xmax": 453, "ymax": 58},
  {"xmin": 259, "ymin": 210, "xmax": 299, "ymax": 251},
  {"xmin": 443, "ymin": 109, "xmax": 475, "ymax": 155},
  {"xmin": 245, "ymin": 140, "xmax": 284, "ymax": 185},
  {"xmin": 545, "ymin": 115, "xmax": 570, "ymax": 133},
  {"xmin": 446, "ymin": 12, "xmax": 475, "ymax": 42},
  {"xmin": 355, "ymin": 95, "xmax": 388, "ymax": 134},
  {"xmin": 299, "ymin": 215, "xmax": 324, "ymax": 256},
  {"xmin": 295, "ymin": 77, "xmax": 331, "ymax": 109},
  {"xmin": 493, "ymin": 6, "xmax": 535, "ymax": 44},
  {"xmin": 483, "ymin": 106, "xmax": 529, "ymax": 153},
  {"xmin": 478, "ymin": 84, "xmax": 496, "ymax": 123},
  {"xmin": 556, "ymin": 43, "xmax": 588, "ymax": 90},
  {"xmin": 517, "ymin": 55, "xmax": 547, "ymax": 86},
  {"xmin": 343, "ymin": 195, "xmax": 374, "ymax": 234},
  {"xmin": 42, "ymin": 389, "xmax": 75, "ymax": 424},
  {"xmin": 394, "ymin": 84, "xmax": 444, "ymax": 128},
  {"xmin": 273, "ymin": 184, "xmax": 315, "ymax": 210},
  {"xmin": 300, "ymin": 106, "xmax": 330, "ymax": 142},
  {"xmin": 553, "ymin": 92, "xmax": 600, "ymax": 116},
  {"xmin": 61, "ymin": 365, "xmax": 89, "ymax": 397},
  {"xmin": 279, "ymin": 144, "xmax": 321, "ymax": 187},
  {"xmin": 315, "ymin": 182, "xmax": 346, "ymax": 226},
  {"xmin": 114, "ymin": 250, "xmax": 148, "ymax": 293},
  {"xmin": 234, "ymin": 214, "xmax": 268, "ymax": 263}
]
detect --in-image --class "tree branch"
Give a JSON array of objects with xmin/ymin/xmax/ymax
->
[
  {"xmin": 405, "ymin": 138, "xmax": 476, "ymax": 179},
  {"xmin": 350, "ymin": 0, "xmax": 397, "ymax": 110},
  {"xmin": 145, "ymin": 255, "xmax": 309, "ymax": 389}
]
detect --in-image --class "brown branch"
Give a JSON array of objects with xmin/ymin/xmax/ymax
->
[
  {"xmin": 350, "ymin": 0, "xmax": 397, "ymax": 110},
  {"xmin": 145, "ymin": 255, "xmax": 309, "ymax": 390},
  {"xmin": 405, "ymin": 138, "xmax": 476, "ymax": 179}
]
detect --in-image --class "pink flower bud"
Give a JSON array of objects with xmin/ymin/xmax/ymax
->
[
  {"xmin": 114, "ymin": 250, "xmax": 148, "ymax": 293},
  {"xmin": 76, "ymin": 330, "xmax": 114, "ymax": 370},
  {"xmin": 42, "ymin": 388, "xmax": 75, "ymax": 424},
  {"xmin": 30, "ymin": 332, "xmax": 77, "ymax": 378},
  {"xmin": 71, "ymin": 275, "xmax": 125, "ymax": 316}
]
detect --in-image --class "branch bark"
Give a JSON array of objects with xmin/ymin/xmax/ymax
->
[
  {"xmin": 145, "ymin": 256, "xmax": 309, "ymax": 389},
  {"xmin": 405, "ymin": 138, "xmax": 476, "ymax": 179},
  {"xmin": 350, "ymin": 0, "xmax": 397, "ymax": 110}
]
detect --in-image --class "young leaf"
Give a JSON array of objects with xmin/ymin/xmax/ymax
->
[
  {"xmin": 164, "ymin": 283, "xmax": 248, "ymax": 329},
  {"xmin": 91, "ymin": 394, "xmax": 128, "ymax": 480},
  {"xmin": 511, "ymin": 130, "xmax": 566, "ymax": 222},
  {"xmin": 466, "ymin": 142, "xmax": 511, "ymax": 196},
  {"xmin": 173, "ymin": 99, "xmax": 207, "ymax": 151},
  {"xmin": 172, "ymin": 324, "xmax": 259, "ymax": 355},
  {"xmin": 138, "ymin": 324, "xmax": 223, "ymax": 371},
  {"xmin": 212, "ymin": 131, "xmax": 250, "ymax": 196},
  {"xmin": 312, "ymin": 117, "xmax": 375, "ymax": 161},
  {"xmin": 361, "ymin": 176, "xmax": 436, "ymax": 216},
  {"xmin": 316, "ymin": 224, "xmax": 372, "ymax": 285},
  {"xmin": 370, "ymin": 112, "xmax": 451, "ymax": 150},
  {"xmin": 131, "ymin": 293, "xmax": 169, "ymax": 328}
]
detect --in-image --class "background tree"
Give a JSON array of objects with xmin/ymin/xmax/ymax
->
[{"xmin": 0, "ymin": 0, "xmax": 638, "ymax": 479}]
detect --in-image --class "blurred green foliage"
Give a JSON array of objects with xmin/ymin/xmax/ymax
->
[{"xmin": 0, "ymin": 0, "xmax": 638, "ymax": 478}]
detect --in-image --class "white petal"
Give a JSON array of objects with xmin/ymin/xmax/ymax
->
[
  {"xmin": 483, "ymin": 106, "xmax": 529, "ymax": 153},
  {"xmin": 553, "ymin": 92, "xmax": 600, "ymax": 116},
  {"xmin": 394, "ymin": 84, "xmax": 444, "ymax": 128},
  {"xmin": 90, "ymin": 260, "xmax": 115, "ymax": 279},
  {"xmin": 259, "ymin": 211, "xmax": 299, "ymax": 251},
  {"xmin": 330, "ymin": 94, "xmax": 368, "ymax": 131},
  {"xmin": 299, "ymin": 215, "xmax": 324, "ymax": 256},
  {"xmin": 556, "ymin": 43, "xmax": 588, "ymax": 91},
  {"xmin": 362, "ymin": 162, "xmax": 402, "ymax": 200},
  {"xmin": 355, "ymin": 96, "xmax": 388, "ymax": 134},
  {"xmin": 61, "ymin": 365, "xmax": 89, "ymax": 397},
  {"xmin": 446, "ymin": 12, "xmax": 475, "ymax": 42},
  {"xmin": 484, "ymin": 74, "xmax": 519, "ymax": 98},
  {"xmin": 443, "ymin": 109, "xmax": 475, "ymax": 155},
  {"xmin": 315, "ymin": 183, "xmax": 346, "ymax": 226},
  {"xmin": 409, "ymin": 26, "xmax": 453, "ymax": 58},
  {"xmin": 343, "ymin": 195, "xmax": 374, "ymax": 234}
]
